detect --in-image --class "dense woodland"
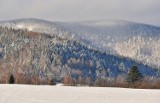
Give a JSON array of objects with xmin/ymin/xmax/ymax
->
[{"xmin": 0, "ymin": 27, "xmax": 160, "ymax": 88}]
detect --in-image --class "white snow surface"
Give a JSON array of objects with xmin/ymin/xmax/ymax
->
[{"xmin": 0, "ymin": 84, "xmax": 159, "ymax": 103}]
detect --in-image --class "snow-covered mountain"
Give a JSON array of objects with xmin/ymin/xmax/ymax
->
[
  {"xmin": 1, "ymin": 19, "xmax": 160, "ymax": 85},
  {"xmin": 1, "ymin": 18, "xmax": 160, "ymax": 68}
]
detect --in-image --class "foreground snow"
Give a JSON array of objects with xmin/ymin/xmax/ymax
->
[{"xmin": 0, "ymin": 84, "xmax": 159, "ymax": 103}]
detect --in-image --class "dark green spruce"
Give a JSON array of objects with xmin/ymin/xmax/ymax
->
[{"xmin": 127, "ymin": 65, "xmax": 143, "ymax": 83}]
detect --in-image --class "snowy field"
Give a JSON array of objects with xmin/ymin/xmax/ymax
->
[{"xmin": 0, "ymin": 84, "xmax": 160, "ymax": 103}]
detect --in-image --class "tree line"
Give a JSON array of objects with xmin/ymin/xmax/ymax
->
[{"xmin": 2, "ymin": 65, "xmax": 160, "ymax": 89}]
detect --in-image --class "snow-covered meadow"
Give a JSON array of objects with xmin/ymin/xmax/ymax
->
[{"xmin": 0, "ymin": 84, "xmax": 159, "ymax": 103}]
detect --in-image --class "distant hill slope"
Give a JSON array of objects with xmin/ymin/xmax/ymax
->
[
  {"xmin": 0, "ymin": 18, "xmax": 160, "ymax": 68},
  {"xmin": 0, "ymin": 27, "xmax": 159, "ymax": 84}
]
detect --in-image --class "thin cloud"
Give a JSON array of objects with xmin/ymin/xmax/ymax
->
[{"xmin": 0, "ymin": 0, "xmax": 159, "ymax": 25}]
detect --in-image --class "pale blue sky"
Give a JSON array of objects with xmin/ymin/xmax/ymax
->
[{"xmin": 0, "ymin": 0, "xmax": 159, "ymax": 26}]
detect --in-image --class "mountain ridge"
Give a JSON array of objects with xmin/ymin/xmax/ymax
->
[{"xmin": 1, "ymin": 18, "xmax": 160, "ymax": 27}]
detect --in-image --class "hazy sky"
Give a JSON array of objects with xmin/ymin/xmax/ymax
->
[{"xmin": 0, "ymin": 0, "xmax": 159, "ymax": 26}]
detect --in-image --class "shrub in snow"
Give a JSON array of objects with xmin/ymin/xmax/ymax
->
[{"xmin": 49, "ymin": 78, "xmax": 56, "ymax": 85}]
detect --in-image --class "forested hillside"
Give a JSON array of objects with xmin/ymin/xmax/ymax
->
[{"xmin": 0, "ymin": 27, "xmax": 159, "ymax": 87}]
